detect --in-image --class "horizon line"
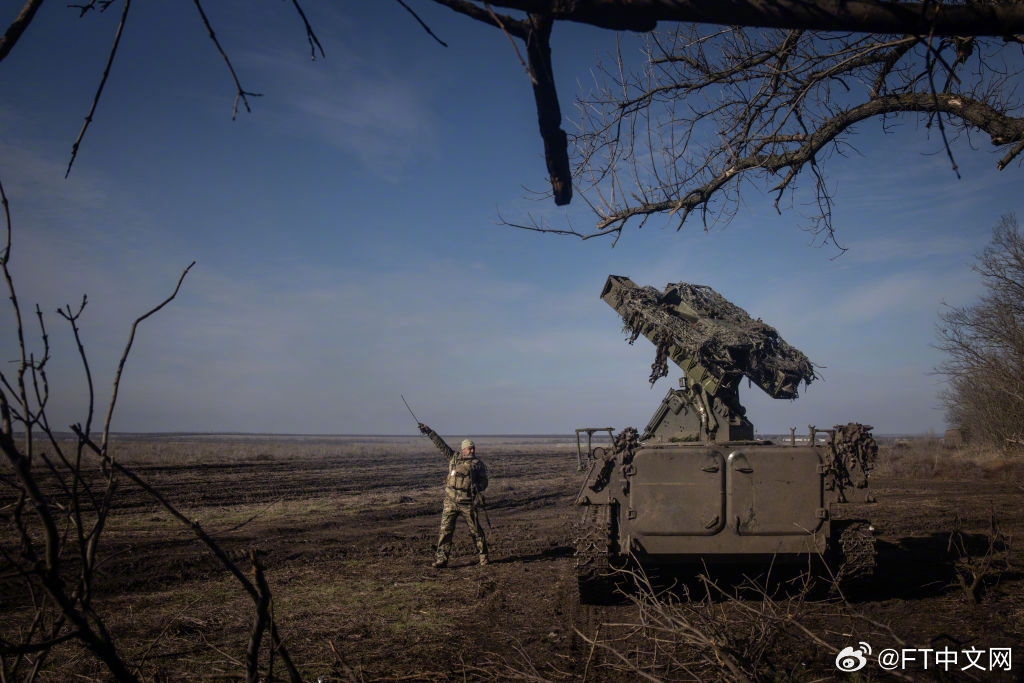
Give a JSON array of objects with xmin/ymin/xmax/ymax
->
[{"xmin": 26, "ymin": 430, "xmax": 933, "ymax": 439}]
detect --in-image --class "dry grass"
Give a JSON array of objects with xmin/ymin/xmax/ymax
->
[
  {"xmin": 874, "ymin": 436, "xmax": 1024, "ymax": 481},
  {"xmin": 1, "ymin": 434, "xmax": 580, "ymax": 680},
  {"xmin": 36, "ymin": 433, "xmax": 575, "ymax": 467}
]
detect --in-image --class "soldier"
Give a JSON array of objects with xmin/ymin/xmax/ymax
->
[{"xmin": 418, "ymin": 423, "xmax": 489, "ymax": 568}]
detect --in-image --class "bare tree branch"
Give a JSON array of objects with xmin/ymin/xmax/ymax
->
[
  {"xmin": 430, "ymin": 0, "xmax": 528, "ymax": 37},
  {"xmin": 100, "ymin": 260, "xmax": 195, "ymax": 453},
  {"xmin": 288, "ymin": 0, "xmax": 325, "ymax": 59},
  {"xmin": 69, "ymin": 426, "xmax": 303, "ymax": 681},
  {"xmin": 504, "ymin": 27, "xmax": 1024, "ymax": 243},
  {"xmin": 0, "ymin": 0, "xmax": 45, "ymax": 64},
  {"xmin": 599, "ymin": 92, "xmax": 1021, "ymax": 230},
  {"xmin": 192, "ymin": 0, "xmax": 263, "ymax": 120},
  {"xmin": 487, "ymin": 2, "xmax": 534, "ymax": 83},
  {"xmin": 67, "ymin": 0, "xmax": 115, "ymax": 17},
  {"xmin": 525, "ymin": 13, "xmax": 571, "ymax": 204},
  {"xmin": 395, "ymin": 0, "xmax": 449, "ymax": 47},
  {"xmin": 470, "ymin": 0, "xmax": 1024, "ymax": 36},
  {"xmin": 429, "ymin": 2, "xmax": 572, "ymax": 203},
  {"xmin": 246, "ymin": 551, "xmax": 271, "ymax": 683},
  {"xmin": 65, "ymin": 0, "xmax": 130, "ymax": 178},
  {"xmin": 428, "ymin": 3, "xmax": 1024, "ymax": 221}
]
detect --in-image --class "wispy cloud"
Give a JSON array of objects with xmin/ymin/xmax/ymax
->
[
  {"xmin": 828, "ymin": 132, "xmax": 1022, "ymax": 224},
  {"xmin": 829, "ymin": 269, "xmax": 980, "ymax": 325},
  {"xmin": 235, "ymin": 46, "xmax": 438, "ymax": 180},
  {"xmin": 840, "ymin": 234, "xmax": 974, "ymax": 264},
  {"xmin": 0, "ymin": 139, "xmax": 109, "ymax": 218}
]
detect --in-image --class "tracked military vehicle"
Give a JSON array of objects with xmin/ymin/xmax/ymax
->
[{"xmin": 574, "ymin": 276, "xmax": 877, "ymax": 601}]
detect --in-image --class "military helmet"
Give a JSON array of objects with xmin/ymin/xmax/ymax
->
[{"xmin": 460, "ymin": 439, "xmax": 475, "ymax": 450}]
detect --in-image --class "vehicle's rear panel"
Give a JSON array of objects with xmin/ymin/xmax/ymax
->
[{"xmin": 622, "ymin": 443, "xmax": 830, "ymax": 558}]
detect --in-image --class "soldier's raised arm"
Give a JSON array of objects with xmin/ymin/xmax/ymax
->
[{"xmin": 418, "ymin": 423, "xmax": 455, "ymax": 460}]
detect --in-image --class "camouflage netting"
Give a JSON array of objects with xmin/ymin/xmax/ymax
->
[
  {"xmin": 826, "ymin": 423, "xmax": 877, "ymax": 498},
  {"xmin": 611, "ymin": 280, "xmax": 816, "ymax": 399}
]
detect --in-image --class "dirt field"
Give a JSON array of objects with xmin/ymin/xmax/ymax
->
[{"xmin": 2, "ymin": 434, "xmax": 1023, "ymax": 680}]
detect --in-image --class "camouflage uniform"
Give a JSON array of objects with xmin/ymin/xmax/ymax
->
[{"xmin": 420, "ymin": 425, "xmax": 488, "ymax": 567}]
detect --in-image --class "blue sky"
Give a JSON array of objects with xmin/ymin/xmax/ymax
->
[{"xmin": 1, "ymin": 2, "xmax": 1020, "ymax": 435}]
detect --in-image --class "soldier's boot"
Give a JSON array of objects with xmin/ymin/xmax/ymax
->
[
  {"xmin": 432, "ymin": 556, "xmax": 448, "ymax": 569},
  {"xmin": 472, "ymin": 533, "xmax": 489, "ymax": 565}
]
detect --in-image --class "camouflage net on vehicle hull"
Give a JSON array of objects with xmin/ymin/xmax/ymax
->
[
  {"xmin": 609, "ymin": 280, "xmax": 816, "ymax": 398},
  {"xmin": 825, "ymin": 423, "xmax": 878, "ymax": 501}
]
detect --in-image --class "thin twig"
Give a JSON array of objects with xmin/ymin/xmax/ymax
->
[
  {"xmin": 581, "ymin": 622, "xmax": 600, "ymax": 681},
  {"xmin": 100, "ymin": 261, "xmax": 194, "ymax": 454},
  {"xmin": 245, "ymin": 551, "xmax": 270, "ymax": 683},
  {"xmin": 66, "ymin": 0, "xmax": 131, "ymax": 178},
  {"xmin": 573, "ymin": 628, "xmax": 663, "ymax": 683},
  {"xmin": 923, "ymin": 31, "xmax": 961, "ymax": 179},
  {"xmin": 996, "ymin": 139, "xmax": 1024, "ymax": 170},
  {"xmin": 192, "ymin": 0, "xmax": 262, "ymax": 119},
  {"xmin": 328, "ymin": 638, "xmax": 361, "ymax": 681},
  {"xmin": 221, "ymin": 494, "xmax": 287, "ymax": 533},
  {"xmin": 289, "ymin": 0, "xmax": 325, "ymax": 59},
  {"xmin": 485, "ymin": 2, "xmax": 535, "ymax": 84},
  {"xmin": 132, "ymin": 597, "xmax": 203, "ymax": 677},
  {"xmin": 394, "ymin": 0, "xmax": 447, "ymax": 47}
]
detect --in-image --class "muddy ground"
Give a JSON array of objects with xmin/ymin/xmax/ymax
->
[{"xmin": 2, "ymin": 434, "xmax": 1023, "ymax": 680}]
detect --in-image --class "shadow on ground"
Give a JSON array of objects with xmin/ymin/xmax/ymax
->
[
  {"xmin": 572, "ymin": 530, "xmax": 1020, "ymax": 606},
  {"xmin": 493, "ymin": 545, "xmax": 573, "ymax": 564}
]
